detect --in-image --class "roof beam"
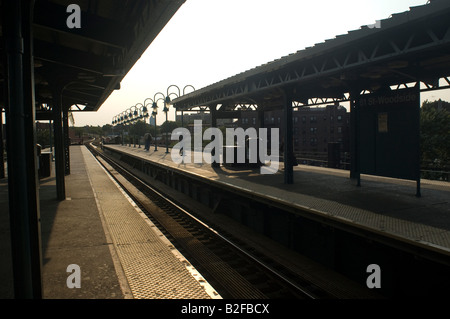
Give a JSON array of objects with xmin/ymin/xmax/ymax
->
[
  {"xmin": 33, "ymin": 1, "xmax": 127, "ymax": 49},
  {"xmin": 172, "ymin": 3, "xmax": 450, "ymax": 111},
  {"xmin": 62, "ymin": 92, "xmax": 99, "ymax": 106},
  {"xmin": 33, "ymin": 39, "xmax": 113, "ymax": 75}
]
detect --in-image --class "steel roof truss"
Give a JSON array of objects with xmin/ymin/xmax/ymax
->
[{"xmin": 174, "ymin": 19, "xmax": 450, "ymax": 111}]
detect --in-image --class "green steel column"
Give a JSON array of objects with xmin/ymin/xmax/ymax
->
[
  {"xmin": 4, "ymin": 0, "xmax": 43, "ymax": 298},
  {"xmin": 349, "ymin": 91, "xmax": 361, "ymax": 186},
  {"xmin": 63, "ymin": 107, "xmax": 70, "ymax": 175},
  {"xmin": 283, "ymin": 89, "xmax": 294, "ymax": 184},
  {"xmin": 53, "ymin": 88, "xmax": 66, "ymax": 200},
  {"xmin": 0, "ymin": 108, "xmax": 4, "ymax": 179},
  {"xmin": 210, "ymin": 105, "xmax": 219, "ymax": 168}
]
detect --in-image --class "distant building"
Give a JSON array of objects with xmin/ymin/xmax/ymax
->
[
  {"xmin": 35, "ymin": 121, "xmax": 50, "ymax": 132},
  {"xmin": 69, "ymin": 127, "xmax": 84, "ymax": 145},
  {"xmin": 175, "ymin": 112, "xmax": 233, "ymax": 129},
  {"xmin": 239, "ymin": 104, "xmax": 350, "ymax": 166},
  {"xmin": 176, "ymin": 111, "xmax": 210, "ymax": 125}
]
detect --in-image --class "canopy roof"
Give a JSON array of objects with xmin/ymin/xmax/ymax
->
[
  {"xmin": 172, "ymin": 0, "xmax": 450, "ymax": 111},
  {"xmin": 1, "ymin": 0, "xmax": 185, "ymax": 116}
]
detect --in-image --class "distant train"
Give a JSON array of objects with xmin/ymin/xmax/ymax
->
[{"xmin": 102, "ymin": 135, "xmax": 121, "ymax": 144}]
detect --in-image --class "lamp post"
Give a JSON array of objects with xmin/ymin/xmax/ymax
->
[
  {"xmin": 144, "ymin": 98, "xmax": 154, "ymax": 127},
  {"xmin": 152, "ymin": 108, "xmax": 158, "ymax": 151},
  {"xmin": 167, "ymin": 85, "xmax": 180, "ymax": 133},
  {"xmin": 127, "ymin": 106, "xmax": 135, "ymax": 146},
  {"xmin": 144, "ymin": 98, "xmax": 155, "ymax": 150},
  {"xmin": 154, "ymin": 92, "xmax": 166, "ymax": 152},
  {"xmin": 135, "ymin": 103, "xmax": 148, "ymax": 148},
  {"xmin": 116, "ymin": 112, "xmax": 121, "ymax": 145},
  {"xmin": 154, "ymin": 91, "xmax": 171, "ymax": 153},
  {"xmin": 151, "ymin": 98, "xmax": 163, "ymax": 151},
  {"xmin": 129, "ymin": 105, "xmax": 139, "ymax": 147},
  {"xmin": 124, "ymin": 107, "xmax": 132, "ymax": 146},
  {"xmin": 112, "ymin": 115, "xmax": 118, "ymax": 143},
  {"xmin": 163, "ymin": 96, "xmax": 171, "ymax": 153},
  {"xmin": 119, "ymin": 111, "xmax": 126, "ymax": 145}
]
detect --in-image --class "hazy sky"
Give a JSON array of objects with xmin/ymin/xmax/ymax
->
[{"xmin": 72, "ymin": 0, "xmax": 447, "ymax": 127}]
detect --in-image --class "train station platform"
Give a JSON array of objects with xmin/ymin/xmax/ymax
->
[
  {"xmin": 102, "ymin": 143, "xmax": 450, "ymax": 297},
  {"xmin": 104, "ymin": 143, "xmax": 450, "ymax": 250},
  {"xmin": 0, "ymin": 145, "xmax": 218, "ymax": 299}
]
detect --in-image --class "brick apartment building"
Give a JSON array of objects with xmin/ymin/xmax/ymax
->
[
  {"xmin": 175, "ymin": 111, "xmax": 233, "ymax": 128},
  {"xmin": 239, "ymin": 104, "xmax": 350, "ymax": 166}
]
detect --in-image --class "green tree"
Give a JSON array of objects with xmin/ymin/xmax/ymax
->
[
  {"xmin": 102, "ymin": 124, "xmax": 112, "ymax": 136},
  {"xmin": 84, "ymin": 125, "xmax": 102, "ymax": 137},
  {"xmin": 420, "ymin": 100, "xmax": 450, "ymax": 168},
  {"xmin": 73, "ymin": 127, "xmax": 84, "ymax": 138},
  {"xmin": 160, "ymin": 120, "xmax": 179, "ymax": 134},
  {"xmin": 128, "ymin": 120, "xmax": 151, "ymax": 144}
]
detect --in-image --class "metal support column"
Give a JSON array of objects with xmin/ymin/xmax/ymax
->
[
  {"xmin": 257, "ymin": 107, "xmax": 265, "ymax": 130},
  {"xmin": 210, "ymin": 105, "xmax": 219, "ymax": 168},
  {"xmin": 349, "ymin": 91, "xmax": 361, "ymax": 186},
  {"xmin": 415, "ymin": 86, "xmax": 422, "ymax": 198},
  {"xmin": 257, "ymin": 106, "xmax": 265, "ymax": 154},
  {"xmin": 3, "ymin": 0, "xmax": 43, "ymax": 298},
  {"xmin": 48, "ymin": 120, "xmax": 53, "ymax": 160},
  {"xmin": 0, "ymin": 108, "xmax": 4, "ymax": 179},
  {"xmin": 62, "ymin": 108, "xmax": 70, "ymax": 175},
  {"xmin": 164, "ymin": 100, "xmax": 169, "ymax": 154},
  {"xmin": 283, "ymin": 89, "xmax": 294, "ymax": 184},
  {"xmin": 53, "ymin": 88, "xmax": 66, "ymax": 200}
]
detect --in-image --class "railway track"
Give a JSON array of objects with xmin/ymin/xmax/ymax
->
[{"xmin": 87, "ymin": 142, "xmax": 336, "ymax": 299}]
